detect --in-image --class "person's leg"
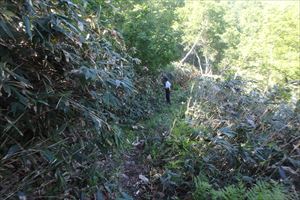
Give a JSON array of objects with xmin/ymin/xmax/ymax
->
[
  {"xmin": 165, "ymin": 89, "xmax": 168, "ymax": 102},
  {"xmin": 166, "ymin": 89, "xmax": 170, "ymax": 104}
]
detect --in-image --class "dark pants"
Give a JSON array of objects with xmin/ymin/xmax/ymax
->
[{"xmin": 165, "ymin": 88, "xmax": 170, "ymax": 104}]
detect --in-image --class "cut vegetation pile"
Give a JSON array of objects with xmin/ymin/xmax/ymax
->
[
  {"xmin": 186, "ymin": 77, "xmax": 299, "ymax": 191},
  {"xmin": 147, "ymin": 76, "xmax": 299, "ymax": 199}
]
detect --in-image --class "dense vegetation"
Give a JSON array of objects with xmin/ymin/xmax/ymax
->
[{"xmin": 0, "ymin": 0, "xmax": 299, "ymax": 199}]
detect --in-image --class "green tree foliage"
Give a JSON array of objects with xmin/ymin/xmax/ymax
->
[
  {"xmin": 175, "ymin": 1, "xmax": 228, "ymax": 72},
  {"xmin": 176, "ymin": 1, "xmax": 300, "ymax": 86},
  {"xmin": 120, "ymin": 0, "xmax": 183, "ymax": 72},
  {"xmin": 227, "ymin": 1, "xmax": 300, "ymax": 85}
]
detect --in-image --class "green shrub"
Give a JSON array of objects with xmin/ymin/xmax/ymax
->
[
  {"xmin": 246, "ymin": 181, "xmax": 291, "ymax": 200},
  {"xmin": 0, "ymin": 0, "xmax": 142, "ymax": 198},
  {"xmin": 212, "ymin": 184, "xmax": 246, "ymax": 200},
  {"xmin": 186, "ymin": 76, "xmax": 299, "ymax": 191},
  {"xmin": 193, "ymin": 176, "xmax": 213, "ymax": 199},
  {"xmin": 193, "ymin": 176, "xmax": 291, "ymax": 200}
]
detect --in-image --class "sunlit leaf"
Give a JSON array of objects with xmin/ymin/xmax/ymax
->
[
  {"xmin": 219, "ymin": 127, "xmax": 236, "ymax": 138},
  {"xmin": 3, "ymin": 144, "xmax": 21, "ymax": 159},
  {"xmin": 23, "ymin": 16, "xmax": 32, "ymax": 40},
  {"xmin": 41, "ymin": 149, "xmax": 56, "ymax": 163},
  {"xmin": 0, "ymin": 20, "xmax": 15, "ymax": 40},
  {"xmin": 95, "ymin": 190, "xmax": 105, "ymax": 200}
]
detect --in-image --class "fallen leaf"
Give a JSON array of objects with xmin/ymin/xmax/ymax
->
[{"xmin": 139, "ymin": 174, "xmax": 149, "ymax": 184}]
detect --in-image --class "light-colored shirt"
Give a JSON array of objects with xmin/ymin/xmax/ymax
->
[{"xmin": 165, "ymin": 81, "xmax": 171, "ymax": 89}]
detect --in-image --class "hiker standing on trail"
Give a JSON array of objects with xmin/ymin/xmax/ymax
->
[{"xmin": 163, "ymin": 77, "xmax": 171, "ymax": 104}]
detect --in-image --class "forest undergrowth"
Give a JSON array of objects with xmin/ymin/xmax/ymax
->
[
  {"xmin": 112, "ymin": 73, "xmax": 299, "ymax": 200},
  {"xmin": 0, "ymin": 1, "xmax": 299, "ymax": 200}
]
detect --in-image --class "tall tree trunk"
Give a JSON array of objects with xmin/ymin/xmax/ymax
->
[
  {"xmin": 194, "ymin": 50, "xmax": 203, "ymax": 75},
  {"xmin": 180, "ymin": 38, "xmax": 199, "ymax": 65},
  {"xmin": 204, "ymin": 54, "xmax": 211, "ymax": 74},
  {"xmin": 192, "ymin": 54, "xmax": 195, "ymax": 66}
]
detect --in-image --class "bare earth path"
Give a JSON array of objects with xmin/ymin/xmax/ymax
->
[{"xmin": 117, "ymin": 88, "xmax": 188, "ymax": 199}]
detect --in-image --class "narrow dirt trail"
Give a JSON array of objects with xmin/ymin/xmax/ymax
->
[
  {"xmin": 119, "ymin": 146, "xmax": 150, "ymax": 199},
  {"xmin": 117, "ymin": 88, "xmax": 188, "ymax": 199}
]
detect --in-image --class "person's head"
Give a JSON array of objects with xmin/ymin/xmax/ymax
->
[{"xmin": 162, "ymin": 76, "xmax": 168, "ymax": 83}]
